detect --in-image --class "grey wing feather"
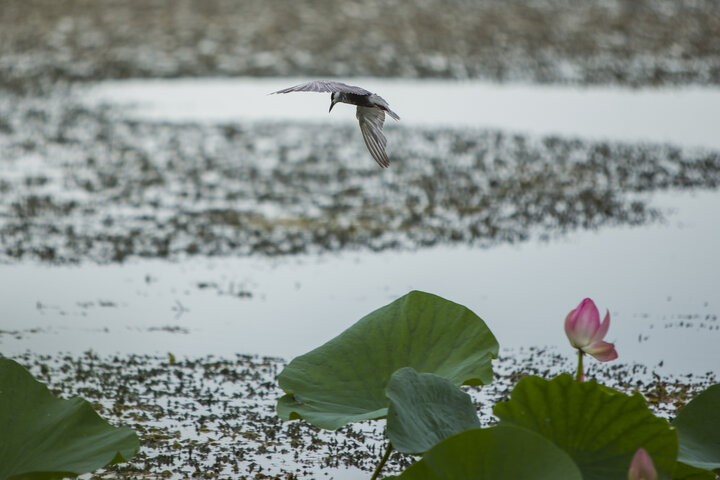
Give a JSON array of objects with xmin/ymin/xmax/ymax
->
[
  {"xmin": 356, "ymin": 106, "xmax": 389, "ymax": 168},
  {"xmin": 272, "ymin": 80, "xmax": 372, "ymax": 96}
]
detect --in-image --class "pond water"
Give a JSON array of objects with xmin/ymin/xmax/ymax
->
[
  {"xmin": 2, "ymin": 191, "xmax": 718, "ymax": 375},
  {"xmin": 2, "ymin": 78, "xmax": 719, "ymax": 378},
  {"xmin": 87, "ymin": 77, "xmax": 720, "ymax": 150}
]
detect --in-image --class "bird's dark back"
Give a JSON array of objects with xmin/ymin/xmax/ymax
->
[{"xmin": 339, "ymin": 92, "xmax": 376, "ymax": 108}]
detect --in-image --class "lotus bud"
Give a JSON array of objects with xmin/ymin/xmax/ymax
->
[{"xmin": 628, "ymin": 448, "xmax": 657, "ymax": 480}]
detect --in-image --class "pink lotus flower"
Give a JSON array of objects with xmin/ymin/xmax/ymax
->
[
  {"xmin": 565, "ymin": 298, "xmax": 618, "ymax": 362},
  {"xmin": 628, "ymin": 448, "xmax": 657, "ymax": 480}
]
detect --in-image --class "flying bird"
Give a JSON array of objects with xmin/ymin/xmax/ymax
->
[{"xmin": 271, "ymin": 81, "xmax": 400, "ymax": 168}]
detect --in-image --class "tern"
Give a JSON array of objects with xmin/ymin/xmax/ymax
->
[{"xmin": 271, "ymin": 81, "xmax": 400, "ymax": 168}]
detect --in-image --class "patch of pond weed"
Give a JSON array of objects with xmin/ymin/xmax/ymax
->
[
  {"xmin": 2, "ymin": 95, "xmax": 719, "ymax": 264},
  {"xmin": 4, "ymin": 350, "xmax": 714, "ymax": 478}
]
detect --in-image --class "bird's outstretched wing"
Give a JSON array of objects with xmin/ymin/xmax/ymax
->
[
  {"xmin": 271, "ymin": 81, "xmax": 372, "ymax": 96},
  {"xmin": 356, "ymin": 106, "xmax": 389, "ymax": 168}
]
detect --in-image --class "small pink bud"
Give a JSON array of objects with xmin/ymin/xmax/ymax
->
[
  {"xmin": 565, "ymin": 298, "xmax": 618, "ymax": 362},
  {"xmin": 628, "ymin": 448, "xmax": 657, "ymax": 480}
]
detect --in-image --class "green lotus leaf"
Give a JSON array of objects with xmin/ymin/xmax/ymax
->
[
  {"xmin": 386, "ymin": 367, "xmax": 481, "ymax": 454},
  {"xmin": 493, "ymin": 373, "xmax": 677, "ymax": 480},
  {"xmin": 387, "ymin": 425, "xmax": 583, "ymax": 480},
  {"xmin": 672, "ymin": 383, "xmax": 720, "ymax": 472},
  {"xmin": 673, "ymin": 461, "xmax": 717, "ymax": 480},
  {"xmin": 277, "ymin": 290, "xmax": 499, "ymax": 430},
  {"xmin": 0, "ymin": 358, "xmax": 139, "ymax": 480}
]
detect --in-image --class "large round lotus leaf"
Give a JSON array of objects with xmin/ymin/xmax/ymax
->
[
  {"xmin": 386, "ymin": 367, "xmax": 481, "ymax": 454},
  {"xmin": 672, "ymin": 383, "xmax": 720, "ymax": 472},
  {"xmin": 0, "ymin": 358, "xmax": 139, "ymax": 480},
  {"xmin": 387, "ymin": 425, "xmax": 583, "ymax": 480},
  {"xmin": 493, "ymin": 373, "xmax": 677, "ymax": 480},
  {"xmin": 277, "ymin": 290, "xmax": 499, "ymax": 430}
]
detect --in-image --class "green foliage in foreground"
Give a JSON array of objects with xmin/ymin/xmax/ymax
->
[
  {"xmin": 277, "ymin": 290, "xmax": 498, "ymax": 430},
  {"xmin": 672, "ymin": 383, "xmax": 720, "ymax": 473},
  {"xmin": 494, "ymin": 374, "xmax": 678, "ymax": 480},
  {"xmin": 385, "ymin": 425, "xmax": 583, "ymax": 480},
  {"xmin": 275, "ymin": 290, "xmax": 720, "ymax": 480},
  {"xmin": 0, "ymin": 358, "xmax": 139, "ymax": 480},
  {"xmin": 672, "ymin": 461, "xmax": 717, "ymax": 480}
]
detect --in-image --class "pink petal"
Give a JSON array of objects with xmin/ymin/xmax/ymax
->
[
  {"xmin": 628, "ymin": 448, "xmax": 657, "ymax": 480},
  {"xmin": 566, "ymin": 298, "xmax": 600, "ymax": 348},
  {"xmin": 584, "ymin": 340, "xmax": 618, "ymax": 362},
  {"xmin": 564, "ymin": 309, "xmax": 577, "ymax": 345},
  {"xmin": 590, "ymin": 309, "xmax": 611, "ymax": 344}
]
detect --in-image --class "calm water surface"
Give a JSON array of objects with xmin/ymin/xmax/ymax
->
[
  {"xmin": 87, "ymin": 77, "xmax": 720, "ymax": 149},
  {"xmin": 2, "ymin": 190, "xmax": 718, "ymax": 374}
]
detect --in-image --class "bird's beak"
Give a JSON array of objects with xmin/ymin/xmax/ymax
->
[{"xmin": 329, "ymin": 100, "xmax": 336, "ymax": 113}]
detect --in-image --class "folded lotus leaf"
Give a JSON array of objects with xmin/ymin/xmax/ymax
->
[
  {"xmin": 386, "ymin": 367, "xmax": 481, "ymax": 454},
  {"xmin": 672, "ymin": 383, "xmax": 720, "ymax": 473}
]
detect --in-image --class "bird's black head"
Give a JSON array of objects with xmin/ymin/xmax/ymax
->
[{"xmin": 329, "ymin": 92, "xmax": 339, "ymax": 113}]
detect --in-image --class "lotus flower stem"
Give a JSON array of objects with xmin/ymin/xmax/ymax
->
[
  {"xmin": 370, "ymin": 442, "xmax": 393, "ymax": 480},
  {"xmin": 575, "ymin": 349, "xmax": 584, "ymax": 382}
]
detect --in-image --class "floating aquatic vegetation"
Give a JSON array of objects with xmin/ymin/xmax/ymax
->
[
  {"xmin": 2, "ymin": 94, "xmax": 719, "ymax": 264},
  {"xmin": 5, "ymin": 345, "xmax": 715, "ymax": 479}
]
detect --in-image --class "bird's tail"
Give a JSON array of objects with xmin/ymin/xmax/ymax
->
[
  {"xmin": 370, "ymin": 94, "xmax": 401, "ymax": 120},
  {"xmin": 384, "ymin": 107, "xmax": 400, "ymax": 121}
]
